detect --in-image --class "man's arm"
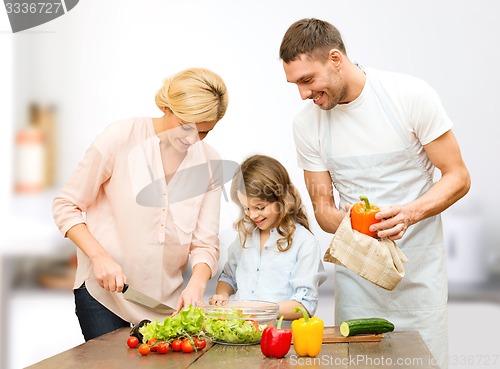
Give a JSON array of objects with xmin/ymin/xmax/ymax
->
[
  {"xmin": 304, "ymin": 170, "xmax": 345, "ymax": 234},
  {"xmin": 373, "ymin": 130, "xmax": 471, "ymax": 240}
]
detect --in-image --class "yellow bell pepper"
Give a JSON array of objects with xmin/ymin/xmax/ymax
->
[{"xmin": 291, "ymin": 306, "xmax": 324, "ymax": 357}]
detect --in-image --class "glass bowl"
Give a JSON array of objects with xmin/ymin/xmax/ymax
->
[{"xmin": 199, "ymin": 300, "xmax": 279, "ymax": 345}]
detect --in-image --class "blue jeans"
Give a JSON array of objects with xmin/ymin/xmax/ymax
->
[{"xmin": 74, "ymin": 283, "xmax": 130, "ymax": 341}]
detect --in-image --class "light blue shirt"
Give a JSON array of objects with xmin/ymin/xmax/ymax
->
[{"xmin": 218, "ymin": 223, "xmax": 327, "ymax": 316}]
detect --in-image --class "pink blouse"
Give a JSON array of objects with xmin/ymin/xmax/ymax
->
[{"xmin": 53, "ymin": 117, "xmax": 221, "ymax": 323}]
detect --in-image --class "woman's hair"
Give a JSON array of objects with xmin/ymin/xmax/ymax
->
[
  {"xmin": 155, "ymin": 68, "xmax": 229, "ymax": 123},
  {"xmin": 279, "ymin": 18, "xmax": 347, "ymax": 63},
  {"xmin": 231, "ymin": 154, "xmax": 310, "ymax": 252}
]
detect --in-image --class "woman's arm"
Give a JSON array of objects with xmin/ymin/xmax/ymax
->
[
  {"xmin": 52, "ymin": 134, "xmax": 123, "ymax": 291},
  {"xmin": 175, "ymin": 262, "xmax": 212, "ymax": 311},
  {"xmin": 66, "ymin": 223, "xmax": 126, "ymax": 292}
]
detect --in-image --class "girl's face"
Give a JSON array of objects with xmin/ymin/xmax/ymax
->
[{"xmin": 237, "ymin": 192, "xmax": 281, "ymax": 232}]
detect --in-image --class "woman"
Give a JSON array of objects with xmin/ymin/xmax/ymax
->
[{"xmin": 53, "ymin": 68, "xmax": 229, "ymax": 341}]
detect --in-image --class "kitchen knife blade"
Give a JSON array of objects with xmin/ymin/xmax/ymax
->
[{"xmin": 122, "ymin": 284, "xmax": 175, "ymax": 315}]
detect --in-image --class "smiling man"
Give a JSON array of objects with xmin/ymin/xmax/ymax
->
[{"xmin": 279, "ymin": 18, "xmax": 470, "ymax": 369}]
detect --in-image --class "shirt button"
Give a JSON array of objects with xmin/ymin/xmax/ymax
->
[{"xmin": 256, "ymin": 268, "xmax": 259, "ymax": 271}]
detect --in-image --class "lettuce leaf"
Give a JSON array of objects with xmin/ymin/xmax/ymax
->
[
  {"xmin": 138, "ymin": 304, "xmax": 205, "ymax": 343},
  {"xmin": 203, "ymin": 308, "xmax": 265, "ymax": 344}
]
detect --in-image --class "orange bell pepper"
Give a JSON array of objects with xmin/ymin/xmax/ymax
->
[{"xmin": 350, "ymin": 195, "xmax": 381, "ymax": 238}]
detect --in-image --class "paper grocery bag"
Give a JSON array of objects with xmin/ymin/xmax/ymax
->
[{"xmin": 323, "ymin": 211, "xmax": 409, "ymax": 291}]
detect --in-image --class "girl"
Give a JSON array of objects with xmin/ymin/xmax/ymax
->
[{"xmin": 211, "ymin": 154, "xmax": 327, "ymax": 320}]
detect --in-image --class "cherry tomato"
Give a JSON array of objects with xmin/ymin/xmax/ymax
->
[
  {"xmin": 147, "ymin": 338, "xmax": 158, "ymax": 352},
  {"xmin": 138, "ymin": 343, "xmax": 150, "ymax": 356},
  {"xmin": 171, "ymin": 339, "xmax": 183, "ymax": 352},
  {"xmin": 126, "ymin": 336, "xmax": 139, "ymax": 348},
  {"xmin": 157, "ymin": 343, "xmax": 170, "ymax": 354},
  {"xmin": 181, "ymin": 339, "xmax": 194, "ymax": 353},
  {"xmin": 194, "ymin": 338, "xmax": 207, "ymax": 350},
  {"xmin": 249, "ymin": 320, "xmax": 259, "ymax": 330}
]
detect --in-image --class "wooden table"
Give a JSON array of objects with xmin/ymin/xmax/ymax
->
[{"xmin": 26, "ymin": 327, "xmax": 439, "ymax": 369}]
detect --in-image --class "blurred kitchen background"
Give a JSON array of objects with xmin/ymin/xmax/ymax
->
[{"xmin": 1, "ymin": 1, "xmax": 499, "ymax": 368}]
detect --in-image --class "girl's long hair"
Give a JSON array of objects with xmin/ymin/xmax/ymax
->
[{"xmin": 231, "ymin": 154, "xmax": 310, "ymax": 252}]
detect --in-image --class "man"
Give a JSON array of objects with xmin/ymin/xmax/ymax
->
[{"xmin": 279, "ymin": 18, "xmax": 470, "ymax": 369}]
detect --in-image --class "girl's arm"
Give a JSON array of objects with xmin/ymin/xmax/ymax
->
[
  {"xmin": 288, "ymin": 229, "xmax": 328, "ymax": 318},
  {"xmin": 209, "ymin": 281, "xmax": 235, "ymax": 304},
  {"xmin": 278, "ymin": 300, "xmax": 308, "ymax": 320}
]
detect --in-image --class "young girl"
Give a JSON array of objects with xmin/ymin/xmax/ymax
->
[{"xmin": 211, "ymin": 154, "xmax": 327, "ymax": 320}]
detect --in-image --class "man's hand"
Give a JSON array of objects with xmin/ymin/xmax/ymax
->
[{"xmin": 371, "ymin": 204, "xmax": 415, "ymax": 241}]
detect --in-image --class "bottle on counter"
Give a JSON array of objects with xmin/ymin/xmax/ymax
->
[{"xmin": 13, "ymin": 103, "xmax": 57, "ymax": 193}]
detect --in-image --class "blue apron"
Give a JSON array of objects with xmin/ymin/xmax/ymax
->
[{"xmin": 325, "ymin": 70, "xmax": 448, "ymax": 369}]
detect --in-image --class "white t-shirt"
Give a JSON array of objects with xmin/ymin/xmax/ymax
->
[{"xmin": 293, "ymin": 68, "xmax": 453, "ymax": 176}]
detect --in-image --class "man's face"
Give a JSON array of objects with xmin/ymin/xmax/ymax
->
[{"xmin": 283, "ymin": 54, "xmax": 347, "ymax": 110}]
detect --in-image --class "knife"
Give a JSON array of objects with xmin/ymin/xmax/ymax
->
[{"xmin": 122, "ymin": 284, "xmax": 175, "ymax": 315}]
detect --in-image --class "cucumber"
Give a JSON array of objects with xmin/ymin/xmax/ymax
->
[{"xmin": 339, "ymin": 318, "xmax": 394, "ymax": 337}]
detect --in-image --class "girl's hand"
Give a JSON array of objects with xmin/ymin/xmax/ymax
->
[
  {"xmin": 208, "ymin": 294, "xmax": 229, "ymax": 306},
  {"xmin": 91, "ymin": 254, "xmax": 127, "ymax": 292}
]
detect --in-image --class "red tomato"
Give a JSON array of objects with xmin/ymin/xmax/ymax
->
[
  {"xmin": 157, "ymin": 343, "xmax": 170, "ymax": 354},
  {"xmin": 138, "ymin": 343, "xmax": 150, "ymax": 356},
  {"xmin": 249, "ymin": 320, "xmax": 259, "ymax": 330},
  {"xmin": 171, "ymin": 339, "xmax": 183, "ymax": 352},
  {"xmin": 181, "ymin": 339, "xmax": 194, "ymax": 353},
  {"xmin": 147, "ymin": 338, "xmax": 158, "ymax": 352},
  {"xmin": 194, "ymin": 338, "xmax": 207, "ymax": 350},
  {"xmin": 126, "ymin": 336, "xmax": 139, "ymax": 348}
]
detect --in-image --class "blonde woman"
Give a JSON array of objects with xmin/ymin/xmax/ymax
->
[
  {"xmin": 211, "ymin": 155, "xmax": 327, "ymax": 320},
  {"xmin": 53, "ymin": 68, "xmax": 229, "ymax": 340}
]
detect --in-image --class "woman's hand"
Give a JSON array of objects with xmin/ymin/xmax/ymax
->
[
  {"xmin": 174, "ymin": 282, "xmax": 206, "ymax": 313},
  {"xmin": 66, "ymin": 223, "xmax": 127, "ymax": 292},
  {"xmin": 91, "ymin": 254, "xmax": 127, "ymax": 292},
  {"xmin": 174, "ymin": 262, "xmax": 211, "ymax": 313}
]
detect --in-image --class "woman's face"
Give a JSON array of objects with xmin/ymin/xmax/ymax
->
[
  {"xmin": 161, "ymin": 110, "xmax": 217, "ymax": 152},
  {"xmin": 237, "ymin": 191, "xmax": 281, "ymax": 232}
]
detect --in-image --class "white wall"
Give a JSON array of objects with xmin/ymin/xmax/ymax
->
[
  {"xmin": 1, "ymin": 2, "xmax": 499, "ymax": 368},
  {"xmin": 8, "ymin": 0, "xmax": 499, "ymax": 270}
]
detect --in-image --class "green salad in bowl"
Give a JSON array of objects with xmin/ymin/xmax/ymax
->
[{"xmin": 201, "ymin": 300, "xmax": 279, "ymax": 345}]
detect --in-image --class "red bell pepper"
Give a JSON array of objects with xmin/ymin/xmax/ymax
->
[{"xmin": 260, "ymin": 316, "xmax": 292, "ymax": 358}]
